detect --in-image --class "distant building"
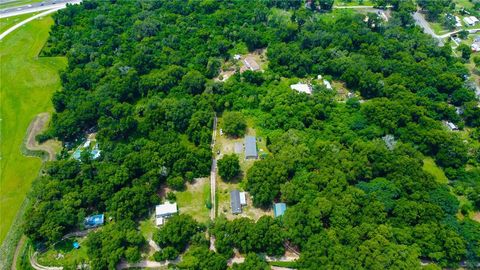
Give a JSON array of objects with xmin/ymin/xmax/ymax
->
[
  {"xmin": 290, "ymin": 83, "xmax": 312, "ymax": 95},
  {"xmin": 274, "ymin": 203, "xmax": 286, "ymax": 218},
  {"xmin": 155, "ymin": 202, "xmax": 178, "ymax": 226},
  {"xmin": 244, "ymin": 57, "xmax": 260, "ymax": 71},
  {"xmin": 230, "ymin": 190, "xmax": 242, "ymax": 214},
  {"xmin": 244, "ymin": 136, "xmax": 258, "ymax": 159},
  {"xmin": 84, "ymin": 214, "xmax": 104, "ymax": 228},
  {"xmin": 239, "ymin": 192, "xmax": 247, "ymax": 206},
  {"xmin": 444, "ymin": 121, "xmax": 459, "ymax": 131},
  {"xmin": 463, "ymin": 16, "xmax": 479, "ymax": 26},
  {"xmin": 455, "ymin": 16, "xmax": 462, "ymax": 27}
]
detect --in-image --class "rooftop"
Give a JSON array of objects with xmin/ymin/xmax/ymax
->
[
  {"xmin": 290, "ymin": 83, "xmax": 312, "ymax": 95},
  {"xmin": 230, "ymin": 190, "xmax": 242, "ymax": 214},
  {"xmin": 244, "ymin": 136, "xmax": 258, "ymax": 159},
  {"xmin": 156, "ymin": 202, "xmax": 178, "ymax": 217},
  {"xmin": 274, "ymin": 203, "xmax": 286, "ymax": 218}
]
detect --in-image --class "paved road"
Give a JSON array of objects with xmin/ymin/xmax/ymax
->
[
  {"xmin": 413, "ymin": 11, "xmax": 480, "ymax": 45},
  {"xmin": 0, "ymin": 0, "xmax": 77, "ymax": 18}
]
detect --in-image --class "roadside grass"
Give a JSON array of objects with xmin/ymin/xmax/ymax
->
[
  {"xmin": 0, "ymin": 0, "xmax": 43, "ymax": 9},
  {"xmin": 422, "ymin": 157, "xmax": 449, "ymax": 184},
  {"xmin": 0, "ymin": 12, "xmax": 40, "ymax": 34},
  {"xmin": 175, "ymin": 177, "xmax": 211, "ymax": 224},
  {"xmin": 0, "ymin": 15, "xmax": 66, "ymax": 243},
  {"xmin": 36, "ymin": 237, "xmax": 89, "ymax": 267},
  {"xmin": 454, "ymin": 0, "xmax": 474, "ymax": 9}
]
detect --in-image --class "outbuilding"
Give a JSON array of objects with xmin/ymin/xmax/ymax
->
[
  {"xmin": 84, "ymin": 214, "xmax": 105, "ymax": 228},
  {"xmin": 155, "ymin": 202, "xmax": 178, "ymax": 226},
  {"xmin": 230, "ymin": 190, "xmax": 242, "ymax": 214},
  {"xmin": 244, "ymin": 136, "xmax": 258, "ymax": 159},
  {"xmin": 290, "ymin": 83, "xmax": 312, "ymax": 95},
  {"xmin": 274, "ymin": 203, "xmax": 287, "ymax": 218},
  {"xmin": 239, "ymin": 192, "xmax": 247, "ymax": 206}
]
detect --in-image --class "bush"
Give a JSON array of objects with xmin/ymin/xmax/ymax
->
[
  {"xmin": 125, "ymin": 247, "xmax": 141, "ymax": 263},
  {"xmin": 154, "ymin": 246, "xmax": 179, "ymax": 261},
  {"xmin": 167, "ymin": 176, "xmax": 185, "ymax": 190},
  {"xmin": 222, "ymin": 111, "xmax": 247, "ymax": 137}
]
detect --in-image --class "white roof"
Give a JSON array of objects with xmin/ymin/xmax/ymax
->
[
  {"xmin": 323, "ymin": 80, "xmax": 332, "ymax": 90},
  {"xmin": 156, "ymin": 202, "xmax": 177, "ymax": 216},
  {"xmin": 464, "ymin": 17, "xmax": 474, "ymax": 25},
  {"xmin": 470, "ymin": 16, "xmax": 479, "ymax": 23},
  {"xmin": 290, "ymin": 83, "xmax": 312, "ymax": 95},
  {"xmin": 83, "ymin": 140, "xmax": 91, "ymax": 148},
  {"xmin": 239, "ymin": 192, "xmax": 246, "ymax": 205}
]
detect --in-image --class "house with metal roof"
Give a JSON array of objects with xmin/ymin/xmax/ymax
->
[
  {"xmin": 274, "ymin": 203, "xmax": 286, "ymax": 218},
  {"xmin": 155, "ymin": 202, "xmax": 178, "ymax": 226},
  {"xmin": 244, "ymin": 136, "xmax": 258, "ymax": 159},
  {"xmin": 84, "ymin": 214, "xmax": 105, "ymax": 228},
  {"xmin": 230, "ymin": 190, "xmax": 242, "ymax": 214}
]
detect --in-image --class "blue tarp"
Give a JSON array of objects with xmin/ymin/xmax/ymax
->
[
  {"xmin": 84, "ymin": 214, "xmax": 104, "ymax": 228},
  {"xmin": 73, "ymin": 242, "xmax": 80, "ymax": 249},
  {"xmin": 274, "ymin": 203, "xmax": 286, "ymax": 218}
]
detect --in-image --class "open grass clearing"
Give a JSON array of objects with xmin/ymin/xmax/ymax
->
[
  {"xmin": 334, "ymin": 0, "xmax": 374, "ymax": 6},
  {"xmin": 175, "ymin": 177, "xmax": 211, "ymax": 224},
  {"xmin": 36, "ymin": 237, "xmax": 88, "ymax": 267},
  {"xmin": 422, "ymin": 157, "xmax": 449, "ymax": 184},
  {"xmin": 0, "ymin": 14, "xmax": 66, "ymax": 243}
]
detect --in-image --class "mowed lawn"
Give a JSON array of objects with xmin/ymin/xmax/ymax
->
[
  {"xmin": 0, "ymin": 12, "xmax": 40, "ymax": 34},
  {"xmin": 0, "ymin": 15, "xmax": 66, "ymax": 243}
]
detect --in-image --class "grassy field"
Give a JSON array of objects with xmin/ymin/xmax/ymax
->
[
  {"xmin": 37, "ymin": 238, "xmax": 88, "ymax": 267},
  {"xmin": 422, "ymin": 157, "xmax": 449, "ymax": 184},
  {"xmin": 175, "ymin": 177, "xmax": 211, "ymax": 224},
  {"xmin": 0, "ymin": 12, "xmax": 40, "ymax": 34},
  {"xmin": 0, "ymin": 15, "xmax": 66, "ymax": 243}
]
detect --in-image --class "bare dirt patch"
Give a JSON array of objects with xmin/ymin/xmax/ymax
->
[{"xmin": 24, "ymin": 112, "xmax": 61, "ymax": 161}]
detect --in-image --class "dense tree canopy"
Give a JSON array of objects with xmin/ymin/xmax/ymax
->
[{"xmin": 23, "ymin": 0, "xmax": 480, "ymax": 268}]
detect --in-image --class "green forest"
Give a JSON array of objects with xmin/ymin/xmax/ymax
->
[{"xmin": 22, "ymin": 0, "xmax": 480, "ymax": 269}]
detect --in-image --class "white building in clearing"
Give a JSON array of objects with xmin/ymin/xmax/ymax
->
[
  {"xmin": 155, "ymin": 202, "xmax": 178, "ymax": 226},
  {"xmin": 290, "ymin": 83, "xmax": 312, "ymax": 95},
  {"xmin": 463, "ymin": 16, "xmax": 479, "ymax": 26},
  {"xmin": 444, "ymin": 121, "xmax": 459, "ymax": 131}
]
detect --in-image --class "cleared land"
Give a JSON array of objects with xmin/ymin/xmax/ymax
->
[
  {"xmin": 0, "ymin": 14, "xmax": 66, "ymax": 243},
  {"xmin": 175, "ymin": 177, "xmax": 211, "ymax": 223}
]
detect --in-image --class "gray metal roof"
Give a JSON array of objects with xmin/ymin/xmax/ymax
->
[
  {"xmin": 230, "ymin": 190, "xmax": 242, "ymax": 214},
  {"xmin": 244, "ymin": 136, "xmax": 257, "ymax": 158}
]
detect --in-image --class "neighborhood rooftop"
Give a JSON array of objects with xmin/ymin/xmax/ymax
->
[
  {"xmin": 290, "ymin": 83, "xmax": 312, "ymax": 95},
  {"xmin": 155, "ymin": 202, "xmax": 178, "ymax": 225},
  {"xmin": 244, "ymin": 136, "xmax": 258, "ymax": 159},
  {"xmin": 230, "ymin": 190, "xmax": 242, "ymax": 214}
]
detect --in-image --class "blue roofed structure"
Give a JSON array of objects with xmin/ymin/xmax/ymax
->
[
  {"xmin": 244, "ymin": 136, "xmax": 258, "ymax": 159},
  {"xmin": 84, "ymin": 214, "xmax": 104, "ymax": 228},
  {"xmin": 274, "ymin": 203, "xmax": 286, "ymax": 218}
]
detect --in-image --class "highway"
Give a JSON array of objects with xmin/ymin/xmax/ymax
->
[{"xmin": 0, "ymin": 0, "xmax": 80, "ymax": 18}]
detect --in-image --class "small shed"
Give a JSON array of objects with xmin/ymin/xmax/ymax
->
[
  {"xmin": 274, "ymin": 203, "xmax": 287, "ymax": 218},
  {"xmin": 230, "ymin": 190, "xmax": 242, "ymax": 214},
  {"xmin": 239, "ymin": 192, "xmax": 247, "ymax": 206},
  {"xmin": 84, "ymin": 214, "xmax": 105, "ymax": 228},
  {"xmin": 244, "ymin": 136, "xmax": 258, "ymax": 159}
]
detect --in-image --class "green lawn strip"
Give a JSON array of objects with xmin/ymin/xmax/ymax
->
[
  {"xmin": 175, "ymin": 178, "xmax": 210, "ymax": 224},
  {"xmin": 0, "ymin": 15, "xmax": 66, "ymax": 243},
  {"xmin": 334, "ymin": 0, "xmax": 374, "ymax": 6},
  {"xmin": 454, "ymin": 0, "xmax": 474, "ymax": 9},
  {"xmin": 0, "ymin": 0, "xmax": 43, "ymax": 9},
  {"xmin": 36, "ymin": 238, "xmax": 88, "ymax": 267},
  {"xmin": 422, "ymin": 157, "xmax": 449, "ymax": 184},
  {"xmin": 0, "ymin": 12, "xmax": 40, "ymax": 34}
]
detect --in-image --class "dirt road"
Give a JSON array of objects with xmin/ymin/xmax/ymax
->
[{"xmin": 24, "ymin": 113, "xmax": 58, "ymax": 161}]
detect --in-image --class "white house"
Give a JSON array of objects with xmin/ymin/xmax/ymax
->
[
  {"xmin": 463, "ymin": 16, "xmax": 479, "ymax": 26},
  {"xmin": 155, "ymin": 202, "xmax": 178, "ymax": 226},
  {"xmin": 290, "ymin": 83, "xmax": 312, "ymax": 95},
  {"xmin": 444, "ymin": 121, "xmax": 459, "ymax": 131},
  {"xmin": 455, "ymin": 16, "xmax": 462, "ymax": 27}
]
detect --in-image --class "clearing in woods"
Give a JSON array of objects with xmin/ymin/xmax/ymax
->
[{"xmin": 0, "ymin": 14, "xmax": 66, "ymax": 243}]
